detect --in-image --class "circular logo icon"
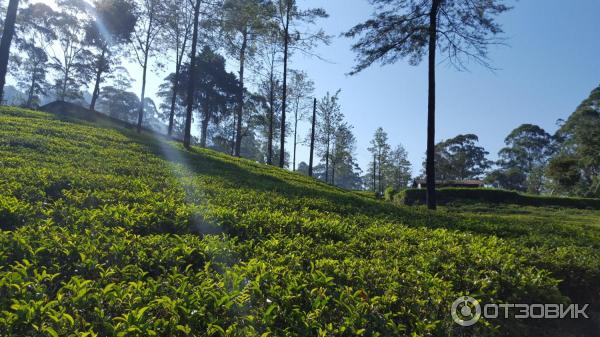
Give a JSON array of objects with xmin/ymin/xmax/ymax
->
[{"xmin": 451, "ymin": 296, "xmax": 481, "ymax": 326}]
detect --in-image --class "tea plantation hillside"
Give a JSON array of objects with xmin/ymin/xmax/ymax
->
[{"xmin": 1, "ymin": 107, "xmax": 599, "ymax": 336}]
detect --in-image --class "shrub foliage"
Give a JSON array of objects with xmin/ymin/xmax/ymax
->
[
  {"xmin": 1, "ymin": 107, "xmax": 599, "ymax": 336},
  {"xmin": 398, "ymin": 188, "xmax": 600, "ymax": 209}
]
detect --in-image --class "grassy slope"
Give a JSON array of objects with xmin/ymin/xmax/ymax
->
[{"xmin": 1, "ymin": 106, "xmax": 599, "ymax": 336}]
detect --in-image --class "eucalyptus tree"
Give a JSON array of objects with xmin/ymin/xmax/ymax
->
[
  {"xmin": 0, "ymin": 0, "xmax": 19, "ymax": 103},
  {"xmin": 386, "ymin": 144, "xmax": 412, "ymax": 190},
  {"xmin": 316, "ymin": 90, "xmax": 342, "ymax": 184},
  {"xmin": 274, "ymin": 0, "xmax": 329, "ymax": 168},
  {"xmin": 308, "ymin": 97, "xmax": 316, "ymax": 177},
  {"xmin": 492, "ymin": 124, "xmax": 555, "ymax": 193},
  {"xmin": 330, "ymin": 122, "xmax": 359, "ymax": 187},
  {"xmin": 177, "ymin": 46, "xmax": 239, "ymax": 148},
  {"xmin": 345, "ymin": 0, "xmax": 511, "ymax": 209},
  {"xmin": 97, "ymin": 67, "xmax": 139, "ymax": 122},
  {"xmin": 426, "ymin": 134, "xmax": 491, "ymax": 181},
  {"xmin": 162, "ymin": 0, "xmax": 194, "ymax": 136},
  {"xmin": 86, "ymin": 0, "xmax": 136, "ymax": 111},
  {"xmin": 183, "ymin": 0, "xmax": 201, "ymax": 148},
  {"xmin": 11, "ymin": 3, "xmax": 56, "ymax": 107},
  {"xmin": 222, "ymin": 0, "xmax": 273, "ymax": 157},
  {"xmin": 11, "ymin": 43, "xmax": 47, "ymax": 107},
  {"xmin": 368, "ymin": 127, "xmax": 392, "ymax": 194},
  {"xmin": 49, "ymin": 0, "xmax": 93, "ymax": 102},
  {"xmin": 131, "ymin": 0, "xmax": 164, "ymax": 132},
  {"xmin": 550, "ymin": 86, "xmax": 600, "ymax": 196},
  {"xmin": 253, "ymin": 31, "xmax": 281, "ymax": 165},
  {"xmin": 287, "ymin": 69, "xmax": 314, "ymax": 171},
  {"xmin": 157, "ymin": 73, "xmax": 185, "ymax": 137},
  {"xmin": 256, "ymin": 68, "xmax": 282, "ymax": 164}
]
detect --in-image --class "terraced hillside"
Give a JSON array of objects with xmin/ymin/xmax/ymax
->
[{"xmin": 1, "ymin": 107, "xmax": 599, "ymax": 336}]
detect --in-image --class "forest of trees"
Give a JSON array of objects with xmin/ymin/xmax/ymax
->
[{"xmin": 0, "ymin": 0, "xmax": 598, "ymax": 200}]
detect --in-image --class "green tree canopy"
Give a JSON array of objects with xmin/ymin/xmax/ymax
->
[
  {"xmin": 549, "ymin": 85, "xmax": 600, "ymax": 196},
  {"xmin": 488, "ymin": 124, "xmax": 555, "ymax": 194},
  {"xmin": 427, "ymin": 134, "xmax": 491, "ymax": 181}
]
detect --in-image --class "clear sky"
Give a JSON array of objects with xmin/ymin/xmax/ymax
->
[{"xmin": 132, "ymin": 0, "xmax": 599, "ymax": 174}]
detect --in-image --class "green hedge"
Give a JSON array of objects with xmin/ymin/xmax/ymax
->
[{"xmin": 397, "ymin": 188, "xmax": 600, "ymax": 209}]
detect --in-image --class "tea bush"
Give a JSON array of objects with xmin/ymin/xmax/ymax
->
[
  {"xmin": 1, "ymin": 107, "xmax": 599, "ymax": 336},
  {"xmin": 398, "ymin": 188, "xmax": 600, "ymax": 209}
]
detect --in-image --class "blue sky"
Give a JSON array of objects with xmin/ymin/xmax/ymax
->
[{"xmin": 134, "ymin": 0, "xmax": 599, "ymax": 174}]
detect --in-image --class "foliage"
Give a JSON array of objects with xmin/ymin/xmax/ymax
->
[
  {"xmin": 345, "ymin": 0, "xmax": 511, "ymax": 210},
  {"xmin": 315, "ymin": 90, "xmax": 342, "ymax": 184},
  {"xmin": 426, "ymin": 134, "xmax": 491, "ymax": 181},
  {"xmin": 367, "ymin": 127, "xmax": 391, "ymax": 194},
  {"xmin": 177, "ymin": 46, "xmax": 239, "ymax": 148},
  {"xmin": 343, "ymin": 0, "xmax": 511, "ymax": 74},
  {"xmin": 287, "ymin": 69, "xmax": 314, "ymax": 171},
  {"xmin": 48, "ymin": 0, "xmax": 94, "ymax": 102},
  {"xmin": 398, "ymin": 188, "xmax": 600, "ymax": 210},
  {"xmin": 85, "ymin": 0, "xmax": 137, "ymax": 110},
  {"xmin": 550, "ymin": 86, "xmax": 600, "ymax": 197},
  {"xmin": 488, "ymin": 124, "xmax": 556, "ymax": 194},
  {"xmin": 11, "ymin": 3, "xmax": 56, "ymax": 108},
  {"xmin": 383, "ymin": 186, "xmax": 396, "ymax": 202},
  {"xmin": 1, "ymin": 107, "xmax": 599, "ymax": 336}
]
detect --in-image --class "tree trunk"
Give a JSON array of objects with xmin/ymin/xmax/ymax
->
[
  {"xmin": 184, "ymin": 0, "xmax": 201, "ymax": 149},
  {"xmin": 378, "ymin": 153, "xmax": 383, "ymax": 194},
  {"xmin": 168, "ymin": 63, "xmax": 181, "ymax": 137},
  {"xmin": 168, "ymin": 29, "xmax": 188, "ymax": 137},
  {"xmin": 426, "ymin": 0, "xmax": 440, "ymax": 210},
  {"xmin": 279, "ymin": 3, "xmax": 291, "ymax": 168},
  {"xmin": 292, "ymin": 98, "xmax": 299, "ymax": 171},
  {"xmin": 372, "ymin": 153, "xmax": 376, "ymax": 192},
  {"xmin": 89, "ymin": 47, "xmax": 106, "ymax": 112},
  {"xmin": 231, "ymin": 112, "xmax": 236, "ymax": 155},
  {"xmin": 61, "ymin": 67, "xmax": 69, "ymax": 101},
  {"xmin": 324, "ymin": 138, "xmax": 330, "ymax": 183},
  {"xmin": 331, "ymin": 157, "xmax": 335, "ymax": 186},
  {"xmin": 26, "ymin": 73, "xmax": 36, "ymax": 108},
  {"xmin": 308, "ymin": 98, "xmax": 316, "ymax": 177},
  {"xmin": 0, "ymin": 0, "xmax": 19, "ymax": 104},
  {"xmin": 200, "ymin": 109, "xmax": 209, "ymax": 148},
  {"xmin": 267, "ymin": 64, "xmax": 275, "ymax": 165},
  {"xmin": 136, "ymin": 52, "xmax": 149, "ymax": 132},
  {"xmin": 234, "ymin": 31, "xmax": 248, "ymax": 157}
]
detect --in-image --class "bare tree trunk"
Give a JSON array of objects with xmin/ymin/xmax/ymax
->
[
  {"xmin": 184, "ymin": 0, "xmax": 201, "ymax": 148},
  {"xmin": 61, "ymin": 67, "xmax": 69, "ymax": 101},
  {"xmin": 331, "ymin": 154, "xmax": 335, "ymax": 186},
  {"xmin": 372, "ymin": 153, "xmax": 376, "ymax": 192},
  {"xmin": 0, "ymin": 0, "xmax": 18, "ymax": 104},
  {"xmin": 426, "ymin": 0, "xmax": 439, "ymax": 210},
  {"xmin": 234, "ymin": 31, "xmax": 248, "ymax": 157},
  {"xmin": 168, "ymin": 30, "xmax": 188, "ymax": 137},
  {"xmin": 168, "ymin": 63, "xmax": 181, "ymax": 136},
  {"xmin": 308, "ymin": 98, "xmax": 316, "ymax": 177},
  {"xmin": 136, "ymin": 51, "xmax": 149, "ymax": 132},
  {"xmin": 267, "ymin": 62, "xmax": 275, "ymax": 165},
  {"xmin": 378, "ymin": 153, "xmax": 382, "ymax": 194},
  {"xmin": 231, "ymin": 112, "xmax": 236, "ymax": 155},
  {"xmin": 292, "ymin": 98, "xmax": 299, "ymax": 171},
  {"xmin": 279, "ymin": 3, "xmax": 291, "ymax": 168},
  {"xmin": 89, "ymin": 47, "xmax": 106, "ymax": 112},
  {"xmin": 200, "ymin": 109, "xmax": 209, "ymax": 148},
  {"xmin": 324, "ymin": 137, "xmax": 330, "ymax": 183},
  {"xmin": 26, "ymin": 74, "xmax": 36, "ymax": 108}
]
